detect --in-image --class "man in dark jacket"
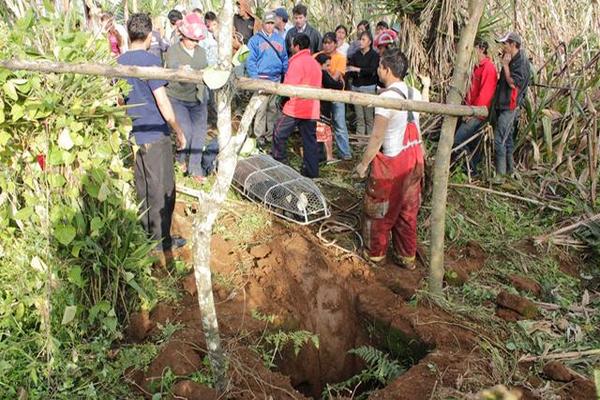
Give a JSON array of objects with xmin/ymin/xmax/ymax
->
[
  {"xmin": 284, "ymin": 4, "xmax": 321, "ymax": 56},
  {"xmin": 493, "ymin": 32, "xmax": 530, "ymax": 183}
]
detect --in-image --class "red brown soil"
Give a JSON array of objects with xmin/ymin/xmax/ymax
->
[
  {"xmin": 508, "ymin": 275, "xmax": 543, "ymax": 297},
  {"xmin": 444, "ymin": 241, "xmax": 487, "ymax": 286},
  {"xmin": 496, "ymin": 290, "xmax": 540, "ymax": 319},
  {"xmin": 125, "ymin": 202, "xmax": 586, "ymax": 400},
  {"xmin": 542, "ymin": 361, "xmax": 573, "ymax": 382}
]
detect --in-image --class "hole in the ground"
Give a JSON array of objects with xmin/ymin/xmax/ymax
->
[
  {"xmin": 245, "ymin": 233, "xmax": 433, "ymax": 399},
  {"xmin": 270, "ymin": 283, "xmax": 432, "ymax": 399}
]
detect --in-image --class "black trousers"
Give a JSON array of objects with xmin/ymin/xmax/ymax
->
[
  {"xmin": 271, "ymin": 114, "xmax": 319, "ymax": 178},
  {"xmin": 134, "ymin": 136, "xmax": 176, "ymax": 246}
]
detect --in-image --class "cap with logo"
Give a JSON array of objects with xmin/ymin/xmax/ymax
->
[
  {"xmin": 263, "ymin": 11, "xmax": 276, "ymax": 23},
  {"xmin": 496, "ymin": 32, "xmax": 522, "ymax": 45}
]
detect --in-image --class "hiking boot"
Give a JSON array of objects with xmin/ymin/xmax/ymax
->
[
  {"xmin": 155, "ymin": 235, "xmax": 187, "ymax": 252},
  {"xmin": 363, "ymin": 249, "xmax": 385, "ymax": 264},
  {"xmin": 391, "ymin": 253, "xmax": 417, "ymax": 270}
]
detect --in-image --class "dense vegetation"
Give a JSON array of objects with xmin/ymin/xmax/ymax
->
[{"xmin": 0, "ymin": 8, "xmax": 157, "ymax": 398}]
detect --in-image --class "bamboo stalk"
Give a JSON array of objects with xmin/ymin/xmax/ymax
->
[
  {"xmin": 428, "ymin": 0, "xmax": 487, "ymax": 296},
  {"xmin": 0, "ymin": 59, "xmax": 488, "ymax": 118}
]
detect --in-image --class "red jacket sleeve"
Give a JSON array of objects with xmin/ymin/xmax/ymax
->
[{"xmin": 472, "ymin": 62, "xmax": 498, "ymax": 110}]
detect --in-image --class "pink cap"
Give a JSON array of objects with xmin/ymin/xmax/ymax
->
[{"xmin": 179, "ymin": 13, "xmax": 206, "ymax": 41}]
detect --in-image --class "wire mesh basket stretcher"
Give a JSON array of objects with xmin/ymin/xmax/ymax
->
[{"xmin": 232, "ymin": 155, "xmax": 331, "ymax": 225}]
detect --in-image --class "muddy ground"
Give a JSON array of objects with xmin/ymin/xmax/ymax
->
[{"xmin": 124, "ymin": 201, "xmax": 596, "ymax": 400}]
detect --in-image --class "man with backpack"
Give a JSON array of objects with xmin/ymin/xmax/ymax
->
[
  {"xmin": 355, "ymin": 48, "xmax": 429, "ymax": 270},
  {"xmin": 246, "ymin": 10, "xmax": 288, "ymax": 145}
]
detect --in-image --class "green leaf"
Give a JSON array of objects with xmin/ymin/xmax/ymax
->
[
  {"xmin": 3, "ymin": 82, "xmax": 18, "ymax": 101},
  {"xmin": 97, "ymin": 182, "xmax": 110, "ymax": 202},
  {"xmin": 61, "ymin": 305, "xmax": 77, "ymax": 325},
  {"xmin": 90, "ymin": 216, "xmax": 104, "ymax": 233},
  {"xmin": 48, "ymin": 147, "xmax": 63, "ymax": 165},
  {"xmin": 0, "ymin": 131, "xmax": 9, "ymax": 147},
  {"xmin": 14, "ymin": 206, "xmax": 33, "ymax": 221},
  {"xmin": 68, "ymin": 266, "xmax": 84, "ymax": 288},
  {"xmin": 48, "ymin": 174, "xmax": 67, "ymax": 188},
  {"xmin": 54, "ymin": 224, "xmax": 76, "ymax": 245},
  {"xmin": 11, "ymin": 103, "xmax": 24, "ymax": 121}
]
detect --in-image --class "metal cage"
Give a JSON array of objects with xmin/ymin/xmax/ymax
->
[{"xmin": 233, "ymin": 155, "xmax": 330, "ymax": 225}]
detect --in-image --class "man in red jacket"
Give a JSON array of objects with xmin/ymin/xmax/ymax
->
[
  {"xmin": 272, "ymin": 33, "xmax": 323, "ymax": 178},
  {"xmin": 452, "ymin": 40, "xmax": 498, "ymax": 175}
]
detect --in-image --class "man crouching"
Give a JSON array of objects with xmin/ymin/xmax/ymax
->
[{"xmin": 355, "ymin": 48, "xmax": 429, "ymax": 270}]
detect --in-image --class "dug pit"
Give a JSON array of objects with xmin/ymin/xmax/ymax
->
[{"xmin": 241, "ymin": 230, "xmax": 432, "ymax": 398}]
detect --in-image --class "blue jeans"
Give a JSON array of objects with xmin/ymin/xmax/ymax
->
[
  {"xmin": 331, "ymin": 102, "xmax": 351, "ymax": 159},
  {"xmin": 170, "ymin": 97, "xmax": 208, "ymax": 177},
  {"xmin": 351, "ymin": 84, "xmax": 377, "ymax": 135},
  {"xmin": 453, "ymin": 117, "xmax": 485, "ymax": 173},
  {"xmin": 272, "ymin": 114, "xmax": 319, "ymax": 178},
  {"xmin": 494, "ymin": 109, "xmax": 517, "ymax": 176}
]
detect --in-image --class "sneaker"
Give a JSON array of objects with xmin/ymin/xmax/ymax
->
[
  {"xmin": 490, "ymin": 175, "xmax": 506, "ymax": 185},
  {"xmin": 155, "ymin": 235, "xmax": 187, "ymax": 252}
]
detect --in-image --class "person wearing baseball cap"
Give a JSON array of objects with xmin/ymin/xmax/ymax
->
[
  {"xmin": 492, "ymin": 31, "xmax": 531, "ymax": 183},
  {"xmin": 165, "ymin": 13, "xmax": 210, "ymax": 183},
  {"xmin": 246, "ymin": 10, "xmax": 288, "ymax": 146},
  {"xmin": 274, "ymin": 7, "xmax": 291, "ymax": 38}
]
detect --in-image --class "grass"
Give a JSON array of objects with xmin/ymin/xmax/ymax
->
[{"xmin": 424, "ymin": 175, "xmax": 600, "ymax": 394}]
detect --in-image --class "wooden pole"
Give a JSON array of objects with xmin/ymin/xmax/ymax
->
[
  {"xmin": 236, "ymin": 77, "xmax": 487, "ymax": 118},
  {"xmin": 428, "ymin": 0, "xmax": 487, "ymax": 296},
  {"xmin": 0, "ymin": 60, "xmax": 205, "ymax": 84},
  {"xmin": 0, "ymin": 59, "xmax": 488, "ymax": 118}
]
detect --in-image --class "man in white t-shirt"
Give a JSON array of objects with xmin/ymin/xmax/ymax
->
[{"xmin": 355, "ymin": 48, "xmax": 430, "ymax": 270}]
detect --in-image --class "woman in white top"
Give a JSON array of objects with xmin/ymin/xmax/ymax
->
[{"xmin": 335, "ymin": 25, "xmax": 349, "ymax": 57}]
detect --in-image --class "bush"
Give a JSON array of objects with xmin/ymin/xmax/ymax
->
[{"xmin": 0, "ymin": 9, "xmax": 156, "ymax": 398}]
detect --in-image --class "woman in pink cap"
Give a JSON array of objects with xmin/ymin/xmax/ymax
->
[{"xmin": 165, "ymin": 13, "xmax": 210, "ymax": 182}]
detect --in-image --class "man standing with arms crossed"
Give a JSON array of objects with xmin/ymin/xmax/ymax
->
[
  {"xmin": 493, "ymin": 32, "xmax": 530, "ymax": 183},
  {"xmin": 118, "ymin": 13, "xmax": 187, "ymax": 252}
]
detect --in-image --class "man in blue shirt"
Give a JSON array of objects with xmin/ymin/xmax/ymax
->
[
  {"xmin": 246, "ymin": 10, "xmax": 288, "ymax": 145},
  {"xmin": 118, "ymin": 13, "xmax": 187, "ymax": 252}
]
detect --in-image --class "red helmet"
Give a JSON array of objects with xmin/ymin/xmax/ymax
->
[{"xmin": 374, "ymin": 29, "xmax": 397, "ymax": 48}]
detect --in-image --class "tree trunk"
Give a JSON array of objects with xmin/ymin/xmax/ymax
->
[{"xmin": 428, "ymin": 0, "xmax": 486, "ymax": 296}]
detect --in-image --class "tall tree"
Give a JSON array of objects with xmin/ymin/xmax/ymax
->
[{"xmin": 429, "ymin": 0, "xmax": 487, "ymax": 296}]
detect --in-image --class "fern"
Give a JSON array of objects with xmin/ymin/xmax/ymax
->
[
  {"xmin": 251, "ymin": 327, "xmax": 319, "ymax": 369},
  {"xmin": 322, "ymin": 346, "xmax": 404, "ymax": 399}
]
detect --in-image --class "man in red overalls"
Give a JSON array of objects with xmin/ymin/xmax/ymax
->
[{"xmin": 355, "ymin": 48, "xmax": 429, "ymax": 269}]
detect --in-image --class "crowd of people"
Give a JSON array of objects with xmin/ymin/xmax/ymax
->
[{"xmin": 113, "ymin": 4, "xmax": 530, "ymax": 269}]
